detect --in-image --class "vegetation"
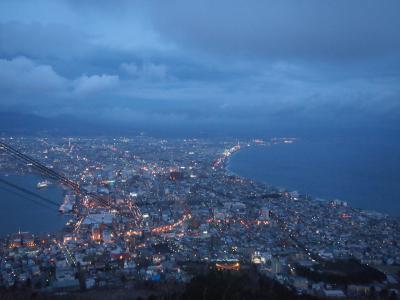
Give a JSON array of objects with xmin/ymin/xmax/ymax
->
[
  {"xmin": 0, "ymin": 269, "xmax": 319, "ymax": 300},
  {"xmin": 295, "ymin": 259, "xmax": 386, "ymax": 285},
  {"xmin": 181, "ymin": 269, "xmax": 316, "ymax": 300}
]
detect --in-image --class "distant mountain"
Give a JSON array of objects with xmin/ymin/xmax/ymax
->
[
  {"xmin": 3, "ymin": 111, "xmax": 396, "ymax": 139},
  {"xmin": 0, "ymin": 111, "xmax": 235, "ymax": 138},
  {"xmin": 0, "ymin": 111, "xmax": 118, "ymax": 136},
  {"xmin": 0, "ymin": 111, "xmax": 48, "ymax": 132}
]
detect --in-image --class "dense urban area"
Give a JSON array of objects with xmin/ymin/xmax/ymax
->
[{"xmin": 0, "ymin": 136, "xmax": 399, "ymax": 299}]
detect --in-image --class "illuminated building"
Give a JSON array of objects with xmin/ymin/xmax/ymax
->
[
  {"xmin": 91, "ymin": 224, "xmax": 108, "ymax": 242},
  {"xmin": 8, "ymin": 231, "xmax": 36, "ymax": 248},
  {"xmin": 91, "ymin": 226, "xmax": 102, "ymax": 242},
  {"xmin": 215, "ymin": 259, "xmax": 240, "ymax": 271},
  {"xmin": 251, "ymin": 251, "xmax": 266, "ymax": 264},
  {"xmin": 63, "ymin": 234, "xmax": 79, "ymax": 243}
]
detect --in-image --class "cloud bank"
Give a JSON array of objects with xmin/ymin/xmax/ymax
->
[{"xmin": 0, "ymin": 0, "xmax": 399, "ymax": 135}]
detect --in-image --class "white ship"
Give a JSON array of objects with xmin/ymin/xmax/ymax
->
[{"xmin": 37, "ymin": 180, "xmax": 51, "ymax": 189}]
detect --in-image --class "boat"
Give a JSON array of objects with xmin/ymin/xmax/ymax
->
[{"xmin": 37, "ymin": 180, "xmax": 51, "ymax": 189}]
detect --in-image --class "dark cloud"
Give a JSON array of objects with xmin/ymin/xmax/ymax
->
[
  {"xmin": 149, "ymin": 0, "xmax": 400, "ymax": 61},
  {"xmin": 0, "ymin": 0, "xmax": 399, "ymax": 135}
]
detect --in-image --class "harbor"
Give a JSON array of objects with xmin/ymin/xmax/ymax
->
[{"xmin": 0, "ymin": 174, "xmax": 66, "ymax": 236}]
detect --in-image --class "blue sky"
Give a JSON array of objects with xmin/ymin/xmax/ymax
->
[{"xmin": 0, "ymin": 0, "xmax": 399, "ymax": 135}]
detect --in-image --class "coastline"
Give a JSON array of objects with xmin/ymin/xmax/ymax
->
[
  {"xmin": 224, "ymin": 143, "xmax": 394, "ymax": 218},
  {"xmin": 224, "ymin": 144, "xmax": 274, "ymax": 192}
]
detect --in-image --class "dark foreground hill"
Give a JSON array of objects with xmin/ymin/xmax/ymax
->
[{"xmin": 0, "ymin": 269, "xmax": 317, "ymax": 300}]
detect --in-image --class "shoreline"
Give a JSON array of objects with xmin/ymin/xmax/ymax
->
[{"xmin": 224, "ymin": 144, "xmax": 394, "ymax": 219}]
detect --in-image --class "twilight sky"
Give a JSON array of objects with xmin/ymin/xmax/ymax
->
[{"xmin": 0, "ymin": 0, "xmax": 399, "ymax": 135}]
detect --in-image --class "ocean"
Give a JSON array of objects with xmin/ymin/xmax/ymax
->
[
  {"xmin": 228, "ymin": 136, "xmax": 400, "ymax": 216},
  {"xmin": 0, "ymin": 174, "xmax": 66, "ymax": 237}
]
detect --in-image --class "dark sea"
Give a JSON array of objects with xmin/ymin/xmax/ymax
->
[
  {"xmin": 0, "ymin": 174, "xmax": 66, "ymax": 236},
  {"xmin": 228, "ymin": 136, "xmax": 400, "ymax": 216}
]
